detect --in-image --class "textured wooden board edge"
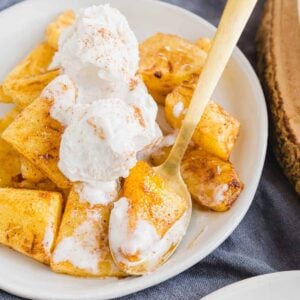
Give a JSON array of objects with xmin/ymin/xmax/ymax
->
[{"xmin": 256, "ymin": 0, "xmax": 300, "ymax": 195}]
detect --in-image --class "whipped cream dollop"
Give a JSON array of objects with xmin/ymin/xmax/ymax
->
[
  {"xmin": 109, "ymin": 197, "xmax": 189, "ymax": 272},
  {"xmin": 45, "ymin": 5, "xmax": 161, "ymax": 204}
]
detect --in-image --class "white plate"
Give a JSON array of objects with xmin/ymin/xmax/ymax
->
[
  {"xmin": 0, "ymin": 0, "xmax": 268, "ymax": 299},
  {"xmin": 202, "ymin": 271, "xmax": 300, "ymax": 300}
]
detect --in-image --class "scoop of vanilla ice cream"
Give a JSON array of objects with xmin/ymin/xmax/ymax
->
[
  {"xmin": 50, "ymin": 4, "xmax": 139, "ymax": 101},
  {"xmin": 58, "ymin": 98, "xmax": 158, "ymax": 181}
]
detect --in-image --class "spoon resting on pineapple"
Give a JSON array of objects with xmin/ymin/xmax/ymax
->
[{"xmin": 109, "ymin": 0, "xmax": 258, "ymax": 275}]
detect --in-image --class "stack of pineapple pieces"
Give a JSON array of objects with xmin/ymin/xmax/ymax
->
[
  {"xmin": 139, "ymin": 33, "xmax": 243, "ymax": 212},
  {"xmin": 0, "ymin": 11, "xmax": 243, "ymax": 277}
]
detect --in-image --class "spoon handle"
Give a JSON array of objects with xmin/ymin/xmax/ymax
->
[{"xmin": 163, "ymin": 0, "xmax": 257, "ymax": 172}]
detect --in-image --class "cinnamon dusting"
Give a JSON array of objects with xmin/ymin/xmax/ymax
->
[
  {"xmin": 131, "ymin": 105, "xmax": 146, "ymax": 128},
  {"xmin": 87, "ymin": 118, "xmax": 106, "ymax": 139}
]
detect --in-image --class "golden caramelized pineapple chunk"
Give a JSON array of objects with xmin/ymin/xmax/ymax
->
[
  {"xmin": 165, "ymin": 74, "xmax": 197, "ymax": 129},
  {"xmin": 147, "ymin": 88, "xmax": 168, "ymax": 105},
  {"xmin": 46, "ymin": 10, "xmax": 75, "ymax": 50},
  {"xmin": 0, "ymin": 108, "xmax": 21, "ymax": 187},
  {"xmin": 51, "ymin": 188, "xmax": 124, "ymax": 277},
  {"xmin": 195, "ymin": 37, "xmax": 212, "ymax": 53},
  {"xmin": 13, "ymin": 154, "xmax": 58, "ymax": 191},
  {"xmin": 165, "ymin": 78, "xmax": 240, "ymax": 160},
  {"xmin": 151, "ymin": 147, "xmax": 243, "ymax": 211},
  {"xmin": 0, "ymin": 188, "xmax": 63, "ymax": 264},
  {"xmin": 2, "ymin": 97, "xmax": 71, "ymax": 189},
  {"xmin": 20, "ymin": 156, "xmax": 47, "ymax": 183},
  {"xmin": 4, "ymin": 43, "xmax": 56, "ymax": 78},
  {"xmin": 139, "ymin": 33, "xmax": 207, "ymax": 103},
  {"xmin": 123, "ymin": 161, "xmax": 187, "ymax": 238},
  {"xmin": 181, "ymin": 149, "xmax": 243, "ymax": 212},
  {"xmin": 2, "ymin": 42, "xmax": 59, "ymax": 108},
  {"xmin": 192, "ymin": 102, "xmax": 240, "ymax": 161},
  {"xmin": 3, "ymin": 71, "xmax": 60, "ymax": 109},
  {"xmin": 0, "ymin": 85, "xmax": 13, "ymax": 103},
  {"xmin": 182, "ymin": 148, "xmax": 243, "ymax": 211}
]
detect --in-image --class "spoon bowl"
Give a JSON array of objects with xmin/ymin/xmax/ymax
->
[{"xmin": 109, "ymin": 161, "xmax": 191, "ymax": 275}]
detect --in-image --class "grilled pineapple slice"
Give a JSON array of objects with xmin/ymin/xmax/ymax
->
[
  {"xmin": 139, "ymin": 33, "xmax": 207, "ymax": 104},
  {"xmin": 0, "ymin": 108, "xmax": 21, "ymax": 187},
  {"xmin": 0, "ymin": 188, "xmax": 63, "ymax": 264},
  {"xmin": 165, "ymin": 78, "xmax": 240, "ymax": 160},
  {"xmin": 51, "ymin": 188, "xmax": 124, "ymax": 277},
  {"xmin": 46, "ymin": 10, "xmax": 75, "ymax": 50},
  {"xmin": 19, "ymin": 156, "xmax": 47, "ymax": 183},
  {"xmin": 2, "ymin": 97, "xmax": 71, "ymax": 189},
  {"xmin": 151, "ymin": 147, "xmax": 243, "ymax": 211},
  {"xmin": 0, "ymin": 85, "xmax": 13, "ymax": 103},
  {"xmin": 2, "ymin": 42, "xmax": 59, "ymax": 109}
]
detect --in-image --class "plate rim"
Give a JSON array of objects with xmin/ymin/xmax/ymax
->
[
  {"xmin": 0, "ymin": 0, "xmax": 268, "ymax": 299},
  {"xmin": 202, "ymin": 271, "xmax": 300, "ymax": 299}
]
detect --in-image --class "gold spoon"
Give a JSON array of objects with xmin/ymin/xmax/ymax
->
[{"xmin": 109, "ymin": 0, "xmax": 258, "ymax": 275}]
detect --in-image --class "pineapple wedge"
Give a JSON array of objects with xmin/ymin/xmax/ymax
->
[
  {"xmin": 19, "ymin": 156, "xmax": 47, "ymax": 184},
  {"xmin": 2, "ymin": 42, "xmax": 59, "ymax": 108},
  {"xmin": 51, "ymin": 188, "xmax": 124, "ymax": 277},
  {"xmin": 139, "ymin": 33, "xmax": 207, "ymax": 104},
  {"xmin": 181, "ymin": 148, "xmax": 243, "ymax": 211},
  {"xmin": 14, "ymin": 155, "xmax": 58, "ymax": 192},
  {"xmin": 151, "ymin": 147, "xmax": 243, "ymax": 212},
  {"xmin": 2, "ymin": 97, "xmax": 71, "ymax": 189},
  {"xmin": 165, "ymin": 78, "xmax": 240, "ymax": 160},
  {"xmin": 0, "ymin": 85, "xmax": 13, "ymax": 103},
  {"xmin": 0, "ymin": 188, "xmax": 63, "ymax": 264},
  {"xmin": 3, "ymin": 71, "xmax": 60, "ymax": 109},
  {"xmin": 122, "ymin": 161, "xmax": 187, "ymax": 237},
  {"xmin": 46, "ymin": 10, "xmax": 75, "ymax": 50},
  {"xmin": 0, "ymin": 108, "xmax": 21, "ymax": 187}
]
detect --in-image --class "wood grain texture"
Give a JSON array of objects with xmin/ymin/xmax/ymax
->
[{"xmin": 257, "ymin": 0, "xmax": 300, "ymax": 195}]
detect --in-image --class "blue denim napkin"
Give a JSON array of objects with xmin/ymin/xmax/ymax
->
[{"xmin": 0, "ymin": 0, "xmax": 299, "ymax": 299}]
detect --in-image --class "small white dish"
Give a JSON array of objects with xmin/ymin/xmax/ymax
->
[
  {"xmin": 202, "ymin": 271, "xmax": 300, "ymax": 300},
  {"xmin": 0, "ymin": 0, "xmax": 268, "ymax": 299}
]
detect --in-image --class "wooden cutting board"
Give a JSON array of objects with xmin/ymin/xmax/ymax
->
[{"xmin": 257, "ymin": 0, "xmax": 300, "ymax": 195}]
